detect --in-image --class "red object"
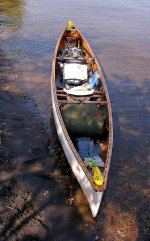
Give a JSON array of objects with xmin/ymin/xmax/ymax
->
[{"xmin": 96, "ymin": 112, "xmax": 102, "ymax": 118}]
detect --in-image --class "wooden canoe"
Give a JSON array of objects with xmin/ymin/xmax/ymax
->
[{"xmin": 51, "ymin": 22, "xmax": 113, "ymax": 217}]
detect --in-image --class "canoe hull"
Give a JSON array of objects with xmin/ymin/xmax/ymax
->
[
  {"xmin": 51, "ymin": 22, "xmax": 113, "ymax": 217},
  {"xmin": 51, "ymin": 86, "xmax": 103, "ymax": 217}
]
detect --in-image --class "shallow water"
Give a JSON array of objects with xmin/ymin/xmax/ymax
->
[{"xmin": 0, "ymin": 0, "xmax": 150, "ymax": 240}]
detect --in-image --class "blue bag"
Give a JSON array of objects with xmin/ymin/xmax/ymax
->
[{"xmin": 89, "ymin": 72, "xmax": 99, "ymax": 89}]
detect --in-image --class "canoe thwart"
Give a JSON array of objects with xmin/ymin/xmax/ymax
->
[{"xmin": 57, "ymin": 99, "xmax": 108, "ymax": 104}]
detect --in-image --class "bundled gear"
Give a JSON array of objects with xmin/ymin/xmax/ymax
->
[{"xmin": 57, "ymin": 35, "xmax": 100, "ymax": 94}]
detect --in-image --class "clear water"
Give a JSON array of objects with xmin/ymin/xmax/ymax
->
[{"xmin": 1, "ymin": 0, "xmax": 150, "ymax": 240}]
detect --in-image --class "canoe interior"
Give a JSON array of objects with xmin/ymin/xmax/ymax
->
[{"xmin": 53, "ymin": 26, "xmax": 113, "ymax": 192}]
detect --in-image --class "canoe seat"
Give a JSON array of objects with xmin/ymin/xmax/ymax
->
[{"xmin": 63, "ymin": 87, "xmax": 94, "ymax": 96}]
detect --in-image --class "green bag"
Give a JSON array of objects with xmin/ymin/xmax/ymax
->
[{"xmin": 61, "ymin": 104, "xmax": 107, "ymax": 137}]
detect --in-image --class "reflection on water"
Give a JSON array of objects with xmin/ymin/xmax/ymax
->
[
  {"xmin": 74, "ymin": 188, "xmax": 95, "ymax": 225},
  {"xmin": 1, "ymin": 0, "xmax": 150, "ymax": 240},
  {"xmin": 0, "ymin": 0, "xmax": 25, "ymax": 32}
]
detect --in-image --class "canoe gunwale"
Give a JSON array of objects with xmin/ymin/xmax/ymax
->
[{"xmin": 51, "ymin": 25, "xmax": 113, "ymax": 192}]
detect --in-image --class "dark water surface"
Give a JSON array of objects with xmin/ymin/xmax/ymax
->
[{"xmin": 0, "ymin": 0, "xmax": 150, "ymax": 240}]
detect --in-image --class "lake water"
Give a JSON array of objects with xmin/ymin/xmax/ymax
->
[{"xmin": 0, "ymin": 0, "xmax": 150, "ymax": 240}]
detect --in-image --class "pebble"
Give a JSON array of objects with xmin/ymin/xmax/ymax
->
[
  {"xmin": 94, "ymin": 235, "xmax": 99, "ymax": 240},
  {"xmin": 44, "ymin": 190, "xmax": 49, "ymax": 196},
  {"xmin": 14, "ymin": 75, "xmax": 19, "ymax": 79}
]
